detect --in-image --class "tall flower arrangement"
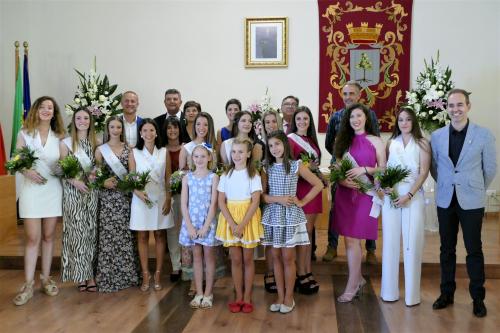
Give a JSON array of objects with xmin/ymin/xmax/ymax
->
[
  {"xmin": 247, "ymin": 88, "xmax": 278, "ymax": 139},
  {"xmin": 65, "ymin": 58, "xmax": 122, "ymax": 132},
  {"xmin": 405, "ymin": 52, "xmax": 454, "ymax": 132}
]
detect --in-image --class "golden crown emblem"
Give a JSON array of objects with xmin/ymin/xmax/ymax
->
[{"xmin": 346, "ymin": 22, "xmax": 383, "ymax": 44}]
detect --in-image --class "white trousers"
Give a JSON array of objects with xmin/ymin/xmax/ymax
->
[
  {"xmin": 380, "ymin": 186, "xmax": 425, "ymax": 306},
  {"xmin": 167, "ymin": 194, "xmax": 182, "ymax": 271}
]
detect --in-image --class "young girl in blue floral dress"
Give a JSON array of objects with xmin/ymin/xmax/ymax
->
[
  {"xmin": 262, "ymin": 130, "xmax": 323, "ymax": 313},
  {"xmin": 179, "ymin": 143, "xmax": 220, "ymax": 309},
  {"xmin": 216, "ymin": 138, "xmax": 263, "ymax": 314}
]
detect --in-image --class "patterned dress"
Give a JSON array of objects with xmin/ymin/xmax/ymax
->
[
  {"xmin": 179, "ymin": 172, "xmax": 221, "ymax": 247},
  {"xmin": 96, "ymin": 145, "xmax": 139, "ymax": 292},
  {"xmin": 61, "ymin": 139, "xmax": 99, "ymax": 283},
  {"xmin": 262, "ymin": 160, "xmax": 310, "ymax": 247}
]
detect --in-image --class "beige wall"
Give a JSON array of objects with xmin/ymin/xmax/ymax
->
[{"xmin": 1, "ymin": 0, "xmax": 499, "ymax": 191}]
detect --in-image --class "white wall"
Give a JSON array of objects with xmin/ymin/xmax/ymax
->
[{"xmin": 1, "ymin": 0, "xmax": 499, "ymax": 190}]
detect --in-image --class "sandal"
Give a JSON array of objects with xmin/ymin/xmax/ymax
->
[
  {"xmin": 153, "ymin": 271, "xmax": 163, "ymax": 291},
  {"xmin": 77, "ymin": 283, "xmax": 87, "ymax": 292},
  {"xmin": 86, "ymin": 284, "xmax": 97, "ymax": 292},
  {"xmin": 190, "ymin": 294, "xmax": 204, "ymax": 309},
  {"xmin": 305, "ymin": 272, "xmax": 320, "ymax": 291},
  {"xmin": 200, "ymin": 295, "xmax": 213, "ymax": 309},
  {"xmin": 140, "ymin": 272, "xmax": 151, "ymax": 292},
  {"xmin": 264, "ymin": 273, "xmax": 277, "ymax": 294},
  {"xmin": 13, "ymin": 280, "xmax": 34, "ymax": 306},
  {"xmin": 294, "ymin": 274, "xmax": 319, "ymax": 295},
  {"xmin": 41, "ymin": 275, "xmax": 59, "ymax": 296}
]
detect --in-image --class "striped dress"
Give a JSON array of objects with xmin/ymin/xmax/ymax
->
[{"xmin": 61, "ymin": 139, "xmax": 99, "ymax": 282}]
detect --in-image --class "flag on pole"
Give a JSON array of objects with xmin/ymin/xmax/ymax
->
[
  {"xmin": 23, "ymin": 42, "xmax": 31, "ymax": 120},
  {"xmin": 11, "ymin": 42, "xmax": 23, "ymax": 156},
  {"xmin": 0, "ymin": 123, "xmax": 7, "ymax": 175}
]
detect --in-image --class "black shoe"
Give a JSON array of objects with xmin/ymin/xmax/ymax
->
[
  {"xmin": 170, "ymin": 271, "xmax": 181, "ymax": 282},
  {"xmin": 473, "ymin": 299, "xmax": 487, "ymax": 317},
  {"xmin": 432, "ymin": 294, "xmax": 454, "ymax": 310}
]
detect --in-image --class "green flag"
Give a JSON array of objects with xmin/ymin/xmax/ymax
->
[{"xmin": 11, "ymin": 60, "xmax": 23, "ymax": 156}]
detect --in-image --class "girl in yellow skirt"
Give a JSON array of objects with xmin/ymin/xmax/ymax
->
[{"xmin": 216, "ymin": 138, "xmax": 263, "ymax": 313}]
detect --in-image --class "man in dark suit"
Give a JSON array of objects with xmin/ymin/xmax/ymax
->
[
  {"xmin": 431, "ymin": 89, "xmax": 497, "ymax": 317},
  {"xmin": 120, "ymin": 91, "xmax": 143, "ymax": 148},
  {"xmin": 154, "ymin": 88, "xmax": 182, "ymax": 146}
]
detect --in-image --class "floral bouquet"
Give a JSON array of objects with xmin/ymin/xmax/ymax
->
[
  {"xmin": 53, "ymin": 155, "xmax": 83, "ymax": 179},
  {"xmin": 405, "ymin": 51, "xmax": 454, "ymax": 132},
  {"xmin": 374, "ymin": 166, "xmax": 411, "ymax": 207},
  {"xmin": 300, "ymin": 152, "xmax": 328, "ymax": 188},
  {"xmin": 247, "ymin": 88, "xmax": 278, "ymax": 140},
  {"xmin": 6, "ymin": 147, "xmax": 47, "ymax": 183},
  {"xmin": 64, "ymin": 58, "xmax": 122, "ymax": 132},
  {"xmin": 118, "ymin": 171, "xmax": 154, "ymax": 208},
  {"xmin": 169, "ymin": 170, "xmax": 185, "ymax": 195},
  {"xmin": 329, "ymin": 158, "xmax": 372, "ymax": 193},
  {"xmin": 87, "ymin": 165, "xmax": 112, "ymax": 189}
]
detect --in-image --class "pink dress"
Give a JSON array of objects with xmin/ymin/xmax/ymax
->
[
  {"xmin": 288, "ymin": 134, "xmax": 323, "ymax": 214},
  {"xmin": 331, "ymin": 133, "xmax": 378, "ymax": 240}
]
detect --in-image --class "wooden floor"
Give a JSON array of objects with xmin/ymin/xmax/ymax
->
[{"xmin": 0, "ymin": 270, "xmax": 499, "ymax": 333}]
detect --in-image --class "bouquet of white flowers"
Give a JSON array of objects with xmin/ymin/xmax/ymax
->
[
  {"xmin": 247, "ymin": 88, "xmax": 278, "ymax": 139},
  {"xmin": 65, "ymin": 58, "xmax": 122, "ymax": 132},
  {"xmin": 405, "ymin": 52, "xmax": 454, "ymax": 132}
]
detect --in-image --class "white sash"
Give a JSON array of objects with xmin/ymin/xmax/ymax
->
[
  {"xmin": 343, "ymin": 151, "xmax": 383, "ymax": 218},
  {"xmin": 140, "ymin": 147, "xmax": 163, "ymax": 185},
  {"xmin": 288, "ymin": 133, "xmax": 319, "ymax": 162},
  {"xmin": 63, "ymin": 137, "xmax": 93, "ymax": 172},
  {"xmin": 98, "ymin": 143, "xmax": 128, "ymax": 180}
]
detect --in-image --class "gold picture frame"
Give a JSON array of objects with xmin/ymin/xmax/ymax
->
[{"xmin": 245, "ymin": 17, "xmax": 288, "ymax": 68}]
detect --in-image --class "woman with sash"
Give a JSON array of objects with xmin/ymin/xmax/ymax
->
[
  {"xmin": 331, "ymin": 103, "xmax": 386, "ymax": 302},
  {"xmin": 13, "ymin": 96, "xmax": 66, "ymax": 306},
  {"xmin": 287, "ymin": 106, "xmax": 323, "ymax": 294},
  {"xmin": 59, "ymin": 107, "xmax": 99, "ymax": 291},
  {"xmin": 95, "ymin": 116, "xmax": 139, "ymax": 292},
  {"xmin": 129, "ymin": 118, "xmax": 173, "ymax": 291}
]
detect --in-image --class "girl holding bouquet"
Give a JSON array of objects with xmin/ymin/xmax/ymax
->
[
  {"xmin": 332, "ymin": 103, "xmax": 386, "ymax": 303},
  {"xmin": 287, "ymin": 106, "xmax": 323, "ymax": 294},
  {"xmin": 129, "ymin": 119, "xmax": 173, "ymax": 291},
  {"xmin": 13, "ymin": 96, "xmax": 66, "ymax": 306},
  {"xmin": 59, "ymin": 106, "xmax": 98, "ymax": 291},
  {"xmin": 95, "ymin": 116, "xmax": 139, "ymax": 292},
  {"xmin": 380, "ymin": 108, "xmax": 430, "ymax": 306}
]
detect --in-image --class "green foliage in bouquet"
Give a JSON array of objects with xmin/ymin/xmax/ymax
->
[
  {"xmin": 329, "ymin": 158, "xmax": 372, "ymax": 193},
  {"xmin": 5, "ymin": 146, "xmax": 39, "ymax": 174},
  {"xmin": 374, "ymin": 165, "xmax": 411, "ymax": 205},
  {"xmin": 54, "ymin": 155, "xmax": 82, "ymax": 179}
]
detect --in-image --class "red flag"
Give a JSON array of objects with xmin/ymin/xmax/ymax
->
[{"xmin": 0, "ymin": 122, "xmax": 7, "ymax": 175}]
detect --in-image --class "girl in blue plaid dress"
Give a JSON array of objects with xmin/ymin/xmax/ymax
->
[
  {"xmin": 261, "ymin": 130, "xmax": 323, "ymax": 313},
  {"xmin": 179, "ymin": 143, "xmax": 220, "ymax": 309}
]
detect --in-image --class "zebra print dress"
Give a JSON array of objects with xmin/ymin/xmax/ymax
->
[{"xmin": 61, "ymin": 139, "xmax": 99, "ymax": 283}]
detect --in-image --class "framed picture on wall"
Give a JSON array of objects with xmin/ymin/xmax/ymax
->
[{"xmin": 245, "ymin": 17, "xmax": 288, "ymax": 68}]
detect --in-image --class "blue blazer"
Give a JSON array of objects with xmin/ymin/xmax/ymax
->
[{"xmin": 430, "ymin": 122, "xmax": 496, "ymax": 210}]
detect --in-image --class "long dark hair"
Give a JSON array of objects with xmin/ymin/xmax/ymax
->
[
  {"xmin": 390, "ymin": 107, "xmax": 428, "ymax": 151},
  {"xmin": 231, "ymin": 110, "xmax": 256, "ymax": 141},
  {"xmin": 192, "ymin": 112, "xmax": 216, "ymax": 148},
  {"xmin": 164, "ymin": 116, "xmax": 181, "ymax": 145},
  {"xmin": 227, "ymin": 137, "xmax": 257, "ymax": 178},
  {"xmin": 180, "ymin": 101, "xmax": 201, "ymax": 143},
  {"xmin": 136, "ymin": 118, "xmax": 162, "ymax": 150},
  {"xmin": 334, "ymin": 103, "xmax": 376, "ymax": 159},
  {"xmin": 265, "ymin": 130, "xmax": 293, "ymax": 174},
  {"xmin": 290, "ymin": 106, "xmax": 321, "ymax": 160}
]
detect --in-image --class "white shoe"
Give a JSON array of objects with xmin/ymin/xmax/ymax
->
[
  {"xmin": 269, "ymin": 303, "xmax": 281, "ymax": 312},
  {"xmin": 280, "ymin": 300, "xmax": 295, "ymax": 314}
]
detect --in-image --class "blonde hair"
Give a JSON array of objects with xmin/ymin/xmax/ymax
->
[
  {"xmin": 69, "ymin": 107, "xmax": 97, "ymax": 153},
  {"xmin": 191, "ymin": 144, "xmax": 215, "ymax": 171},
  {"xmin": 227, "ymin": 138, "xmax": 256, "ymax": 178},
  {"xmin": 23, "ymin": 96, "xmax": 65, "ymax": 137}
]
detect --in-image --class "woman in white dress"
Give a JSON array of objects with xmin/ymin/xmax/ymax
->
[
  {"xmin": 129, "ymin": 118, "xmax": 173, "ymax": 291},
  {"xmin": 13, "ymin": 96, "xmax": 66, "ymax": 306},
  {"xmin": 380, "ymin": 107, "xmax": 431, "ymax": 306}
]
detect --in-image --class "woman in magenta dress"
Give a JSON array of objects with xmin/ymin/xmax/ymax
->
[
  {"xmin": 287, "ymin": 106, "xmax": 323, "ymax": 294},
  {"xmin": 331, "ymin": 103, "xmax": 386, "ymax": 302}
]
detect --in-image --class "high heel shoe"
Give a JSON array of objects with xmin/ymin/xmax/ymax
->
[
  {"xmin": 337, "ymin": 282, "xmax": 364, "ymax": 303},
  {"xmin": 294, "ymin": 274, "xmax": 319, "ymax": 295},
  {"xmin": 140, "ymin": 272, "xmax": 151, "ymax": 292},
  {"xmin": 153, "ymin": 271, "xmax": 163, "ymax": 291}
]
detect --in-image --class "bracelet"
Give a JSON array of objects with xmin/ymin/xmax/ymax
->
[
  {"xmin": 364, "ymin": 166, "xmax": 368, "ymax": 175},
  {"xmin": 407, "ymin": 192, "xmax": 414, "ymax": 199}
]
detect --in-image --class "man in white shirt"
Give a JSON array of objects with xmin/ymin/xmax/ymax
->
[
  {"xmin": 154, "ymin": 88, "xmax": 183, "ymax": 146},
  {"xmin": 281, "ymin": 95, "xmax": 299, "ymax": 134},
  {"xmin": 121, "ymin": 91, "xmax": 143, "ymax": 148}
]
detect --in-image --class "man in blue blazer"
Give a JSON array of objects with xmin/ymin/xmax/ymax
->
[
  {"xmin": 120, "ymin": 91, "xmax": 143, "ymax": 148},
  {"xmin": 430, "ymin": 89, "xmax": 497, "ymax": 317}
]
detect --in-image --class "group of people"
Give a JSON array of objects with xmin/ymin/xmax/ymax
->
[{"xmin": 12, "ymin": 83, "xmax": 496, "ymax": 318}]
